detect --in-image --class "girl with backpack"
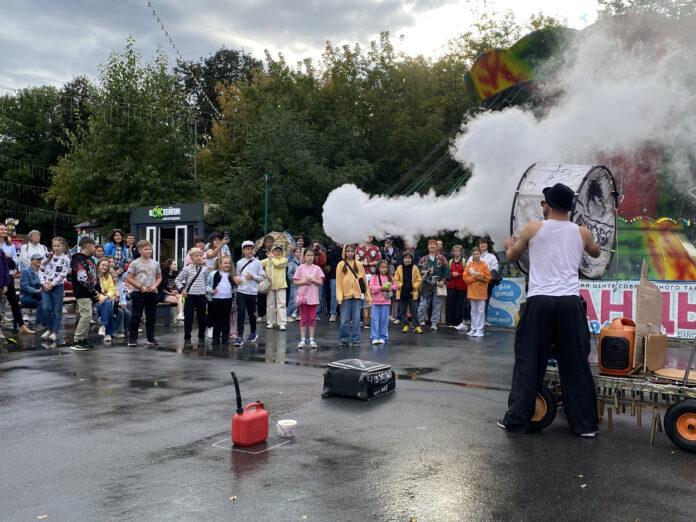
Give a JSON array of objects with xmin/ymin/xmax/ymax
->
[{"xmin": 336, "ymin": 245, "xmax": 371, "ymax": 347}]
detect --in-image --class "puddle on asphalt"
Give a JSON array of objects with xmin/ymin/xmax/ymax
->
[{"xmin": 129, "ymin": 379, "xmax": 168, "ymax": 389}]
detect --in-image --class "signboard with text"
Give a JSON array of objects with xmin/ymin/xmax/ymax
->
[{"xmin": 487, "ymin": 278, "xmax": 696, "ymax": 339}]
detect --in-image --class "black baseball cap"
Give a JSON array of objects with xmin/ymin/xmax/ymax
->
[{"xmin": 542, "ymin": 183, "xmax": 574, "ymax": 212}]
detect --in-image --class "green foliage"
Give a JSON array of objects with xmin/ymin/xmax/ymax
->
[
  {"xmin": 598, "ymin": 0, "xmax": 696, "ymax": 20},
  {"xmin": 50, "ymin": 38, "xmax": 197, "ymax": 230}
]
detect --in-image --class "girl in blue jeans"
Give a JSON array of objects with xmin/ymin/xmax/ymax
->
[
  {"xmin": 39, "ymin": 237, "xmax": 70, "ymax": 342},
  {"xmin": 336, "ymin": 245, "xmax": 370, "ymax": 347}
]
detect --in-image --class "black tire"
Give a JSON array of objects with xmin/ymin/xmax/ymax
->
[
  {"xmin": 665, "ymin": 399, "xmax": 696, "ymax": 453},
  {"xmin": 530, "ymin": 387, "xmax": 557, "ymax": 431}
]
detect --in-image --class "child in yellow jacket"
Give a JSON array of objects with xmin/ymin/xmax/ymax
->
[
  {"xmin": 262, "ymin": 244, "xmax": 289, "ymax": 330},
  {"xmin": 336, "ymin": 244, "xmax": 371, "ymax": 346},
  {"xmin": 393, "ymin": 251, "xmax": 422, "ymax": 333},
  {"xmin": 463, "ymin": 248, "xmax": 491, "ymax": 337}
]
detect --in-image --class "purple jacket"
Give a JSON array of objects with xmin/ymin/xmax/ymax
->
[{"xmin": 0, "ymin": 252, "xmax": 11, "ymax": 288}]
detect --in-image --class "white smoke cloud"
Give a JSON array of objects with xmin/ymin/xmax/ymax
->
[{"xmin": 322, "ymin": 16, "xmax": 696, "ymax": 246}]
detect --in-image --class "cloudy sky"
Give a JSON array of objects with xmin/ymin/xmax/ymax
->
[{"xmin": 0, "ymin": 0, "xmax": 599, "ymax": 89}]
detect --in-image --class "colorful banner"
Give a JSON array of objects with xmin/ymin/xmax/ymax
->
[{"xmin": 488, "ymin": 278, "xmax": 696, "ymax": 339}]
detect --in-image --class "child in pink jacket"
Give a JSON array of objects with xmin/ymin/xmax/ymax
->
[{"xmin": 368, "ymin": 260, "xmax": 399, "ymax": 344}]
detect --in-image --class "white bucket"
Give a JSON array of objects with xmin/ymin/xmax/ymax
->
[{"xmin": 277, "ymin": 419, "xmax": 297, "ymax": 438}]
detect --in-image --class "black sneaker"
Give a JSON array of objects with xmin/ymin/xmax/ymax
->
[
  {"xmin": 70, "ymin": 339, "xmax": 92, "ymax": 351},
  {"xmin": 197, "ymin": 338, "xmax": 206, "ymax": 346},
  {"xmin": 127, "ymin": 340, "xmax": 138, "ymax": 347},
  {"xmin": 146, "ymin": 340, "xmax": 159, "ymax": 348},
  {"xmin": 497, "ymin": 417, "xmax": 533, "ymax": 434}
]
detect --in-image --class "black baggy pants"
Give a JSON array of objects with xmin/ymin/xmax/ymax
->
[
  {"xmin": 210, "ymin": 297, "xmax": 232, "ymax": 343},
  {"xmin": 184, "ymin": 294, "xmax": 207, "ymax": 341},
  {"xmin": 129, "ymin": 291, "xmax": 157, "ymax": 342},
  {"xmin": 237, "ymin": 293, "xmax": 257, "ymax": 337},
  {"xmin": 504, "ymin": 295, "xmax": 598, "ymax": 434}
]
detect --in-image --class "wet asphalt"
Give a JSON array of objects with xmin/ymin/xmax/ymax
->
[{"xmin": 1, "ymin": 316, "xmax": 695, "ymax": 521}]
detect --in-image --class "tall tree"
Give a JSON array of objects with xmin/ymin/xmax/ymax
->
[
  {"xmin": 50, "ymin": 38, "xmax": 197, "ymax": 230},
  {"xmin": 175, "ymin": 48, "xmax": 262, "ymax": 134}
]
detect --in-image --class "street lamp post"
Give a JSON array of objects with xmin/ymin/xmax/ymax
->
[{"xmin": 263, "ymin": 172, "xmax": 270, "ymax": 235}]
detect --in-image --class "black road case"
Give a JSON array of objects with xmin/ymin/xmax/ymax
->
[{"xmin": 322, "ymin": 359, "xmax": 396, "ymax": 400}]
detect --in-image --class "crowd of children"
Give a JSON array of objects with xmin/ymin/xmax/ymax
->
[{"xmin": 1, "ymin": 227, "xmax": 500, "ymax": 349}]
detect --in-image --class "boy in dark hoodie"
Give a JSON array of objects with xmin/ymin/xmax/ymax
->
[{"xmin": 70, "ymin": 236, "xmax": 98, "ymax": 350}]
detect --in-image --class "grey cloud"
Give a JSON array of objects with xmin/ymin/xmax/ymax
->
[{"xmin": 0, "ymin": 0, "xmax": 432, "ymax": 88}]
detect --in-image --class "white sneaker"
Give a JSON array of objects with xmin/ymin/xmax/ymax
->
[
  {"xmin": 48, "ymin": 332, "xmax": 57, "ymax": 342},
  {"xmin": 580, "ymin": 431, "xmax": 598, "ymax": 438},
  {"xmin": 309, "ymin": 339, "xmax": 318, "ymax": 349},
  {"xmin": 393, "ymin": 319, "xmax": 401, "ymax": 325},
  {"xmin": 297, "ymin": 339, "xmax": 306, "ymax": 348},
  {"xmin": 467, "ymin": 330, "xmax": 475, "ymax": 336},
  {"xmin": 176, "ymin": 313, "xmax": 184, "ymax": 321},
  {"xmin": 286, "ymin": 316, "xmax": 295, "ymax": 323},
  {"xmin": 104, "ymin": 335, "xmax": 112, "ymax": 343},
  {"xmin": 378, "ymin": 339, "xmax": 386, "ymax": 344},
  {"xmin": 420, "ymin": 321, "xmax": 426, "ymax": 326},
  {"xmin": 41, "ymin": 330, "xmax": 52, "ymax": 339},
  {"xmin": 329, "ymin": 314, "xmax": 336, "ymax": 322},
  {"xmin": 266, "ymin": 323, "xmax": 274, "ymax": 329},
  {"xmin": 430, "ymin": 324, "xmax": 437, "ymax": 332},
  {"xmin": 454, "ymin": 322, "xmax": 467, "ymax": 331},
  {"xmin": 371, "ymin": 339, "xmax": 380, "ymax": 345},
  {"xmin": 473, "ymin": 330, "xmax": 484, "ymax": 337},
  {"xmin": 98, "ymin": 325, "xmax": 106, "ymax": 336},
  {"xmin": 279, "ymin": 325, "xmax": 286, "ymax": 331}
]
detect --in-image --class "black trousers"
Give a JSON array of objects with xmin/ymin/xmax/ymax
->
[
  {"xmin": 257, "ymin": 292, "xmax": 266, "ymax": 319},
  {"xmin": 397, "ymin": 298, "xmax": 419, "ymax": 325},
  {"xmin": 129, "ymin": 291, "xmax": 157, "ymax": 342},
  {"xmin": 210, "ymin": 298, "xmax": 232, "ymax": 343},
  {"xmin": 5, "ymin": 276, "xmax": 24, "ymax": 328},
  {"xmin": 184, "ymin": 294, "xmax": 207, "ymax": 341},
  {"xmin": 445, "ymin": 288, "xmax": 468, "ymax": 325},
  {"xmin": 237, "ymin": 293, "xmax": 257, "ymax": 337},
  {"xmin": 504, "ymin": 295, "xmax": 598, "ymax": 434}
]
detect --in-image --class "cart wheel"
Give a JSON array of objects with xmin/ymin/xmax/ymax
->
[
  {"xmin": 530, "ymin": 387, "xmax": 557, "ymax": 431},
  {"xmin": 665, "ymin": 399, "xmax": 696, "ymax": 453}
]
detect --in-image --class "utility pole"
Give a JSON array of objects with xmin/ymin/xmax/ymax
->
[{"xmin": 263, "ymin": 172, "xmax": 270, "ymax": 234}]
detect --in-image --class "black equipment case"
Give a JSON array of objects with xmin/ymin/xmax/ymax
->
[{"xmin": 322, "ymin": 359, "xmax": 396, "ymax": 400}]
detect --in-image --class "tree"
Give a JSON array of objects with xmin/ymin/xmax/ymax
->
[
  {"xmin": 50, "ymin": 38, "xmax": 197, "ymax": 230},
  {"xmin": 598, "ymin": 0, "xmax": 696, "ymax": 20},
  {"xmin": 0, "ymin": 86, "xmax": 73, "ymax": 236},
  {"xmin": 175, "ymin": 48, "xmax": 262, "ymax": 134}
]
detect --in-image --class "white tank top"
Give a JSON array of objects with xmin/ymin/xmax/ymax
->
[{"xmin": 527, "ymin": 220, "xmax": 584, "ymax": 297}]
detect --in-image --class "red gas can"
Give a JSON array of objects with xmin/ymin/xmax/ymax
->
[{"xmin": 230, "ymin": 372, "xmax": 269, "ymax": 447}]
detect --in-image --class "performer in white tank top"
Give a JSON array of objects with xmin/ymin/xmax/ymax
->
[
  {"xmin": 527, "ymin": 220, "xmax": 584, "ymax": 298},
  {"xmin": 498, "ymin": 183, "xmax": 602, "ymax": 437}
]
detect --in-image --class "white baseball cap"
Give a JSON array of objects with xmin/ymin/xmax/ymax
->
[{"xmin": 241, "ymin": 240, "xmax": 255, "ymax": 248}]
